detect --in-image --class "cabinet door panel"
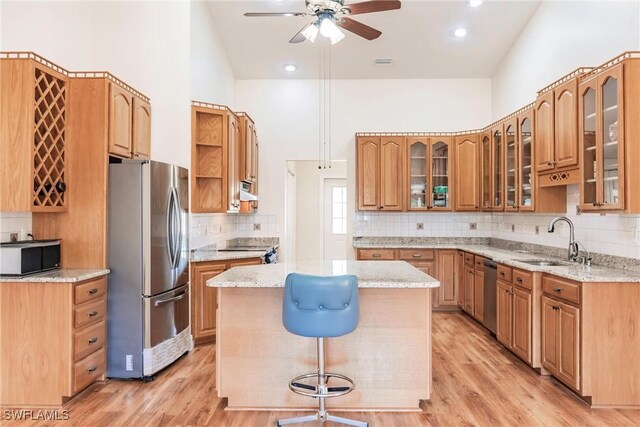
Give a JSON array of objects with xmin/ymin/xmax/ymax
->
[
  {"xmin": 454, "ymin": 136, "xmax": 480, "ymax": 211},
  {"xmin": 436, "ymin": 250, "xmax": 457, "ymax": 306},
  {"xmin": 555, "ymin": 79, "xmax": 579, "ymax": 169},
  {"xmin": 132, "ymin": 96, "xmax": 151, "ymax": 159},
  {"xmin": 535, "ymin": 91, "xmax": 555, "ymax": 172},
  {"xmin": 109, "ymin": 83, "xmax": 133, "ymax": 158},
  {"xmin": 456, "ymin": 251, "xmax": 465, "ymax": 307},
  {"xmin": 474, "ymin": 269, "xmax": 485, "ymax": 322},
  {"xmin": 492, "ymin": 126, "xmax": 504, "ymax": 211},
  {"xmin": 464, "ymin": 266, "xmax": 475, "ymax": 314},
  {"xmin": 518, "ymin": 112, "xmax": 534, "ymax": 211},
  {"xmin": 407, "ymin": 138, "xmax": 429, "ymax": 210},
  {"xmin": 191, "ymin": 263, "xmax": 226, "ymax": 343},
  {"xmin": 496, "ymin": 281, "xmax": 513, "ymax": 347},
  {"xmin": 579, "ymin": 79, "xmax": 598, "ymax": 209},
  {"xmin": 505, "ymin": 121, "xmax": 518, "ymax": 210},
  {"xmin": 541, "ymin": 296, "xmax": 559, "ymax": 373},
  {"xmin": 558, "ymin": 302, "xmax": 580, "ymax": 391},
  {"xmin": 430, "ymin": 138, "xmax": 452, "ymax": 210},
  {"xmin": 481, "ymin": 134, "xmax": 492, "ymax": 210},
  {"xmin": 357, "ymin": 137, "xmax": 380, "ymax": 210},
  {"xmin": 512, "ymin": 287, "xmax": 532, "ymax": 364},
  {"xmin": 380, "ymin": 137, "xmax": 405, "ymax": 211}
]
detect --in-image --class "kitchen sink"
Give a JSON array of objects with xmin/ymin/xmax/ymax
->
[{"xmin": 515, "ymin": 259, "xmax": 567, "ymax": 267}]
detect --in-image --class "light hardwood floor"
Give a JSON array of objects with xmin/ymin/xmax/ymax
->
[{"xmin": 4, "ymin": 313, "xmax": 639, "ymax": 426}]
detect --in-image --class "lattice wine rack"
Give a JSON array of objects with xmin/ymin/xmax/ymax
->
[{"xmin": 33, "ymin": 67, "xmax": 67, "ymax": 209}]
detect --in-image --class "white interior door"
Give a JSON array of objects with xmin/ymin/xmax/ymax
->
[{"xmin": 323, "ymin": 178, "xmax": 347, "ymax": 261}]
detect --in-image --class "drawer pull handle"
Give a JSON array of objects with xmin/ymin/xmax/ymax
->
[
  {"xmin": 552, "ymin": 306, "xmax": 560, "ymax": 311},
  {"xmin": 553, "ymin": 287, "xmax": 563, "ymax": 292},
  {"xmin": 88, "ymin": 337, "xmax": 98, "ymax": 344},
  {"xmin": 88, "ymin": 311, "xmax": 98, "ymax": 317},
  {"xmin": 499, "ymin": 272, "xmax": 505, "ymax": 276},
  {"xmin": 372, "ymin": 254, "xmax": 382, "ymax": 258},
  {"xmin": 412, "ymin": 254, "xmax": 422, "ymax": 258},
  {"xmin": 516, "ymin": 278, "xmax": 523, "ymax": 283},
  {"xmin": 87, "ymin": 366, "xmax": 98, "ymax": 373},
  {"xmin": 89, "ymin": 288, "xmax": 98, "ymax": 295}
]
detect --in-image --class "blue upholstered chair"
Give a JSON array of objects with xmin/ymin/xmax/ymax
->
[{"xmin": 277, "ymin": 273, "xmax": 367, "ymax": 427}]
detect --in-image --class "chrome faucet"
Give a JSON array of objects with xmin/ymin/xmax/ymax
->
[{"xmin": 548, "ymin": 216, "xmax": 580, "ymax": 262}]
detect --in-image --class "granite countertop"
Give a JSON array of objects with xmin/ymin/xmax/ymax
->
[
  {"xmin": 0, "ymin": 269, "xmax": 110, "ymax": 283},
  {"xmin": 190, "ymin": 244, "xmax": 275, "ymax": 263},
  {"xmin": 354, "ymin": 241, "xmax": 640, "ymax": 283},
  {"xmin": 206, "ymin": 260, "xmax": 440, "ymax": 289}
]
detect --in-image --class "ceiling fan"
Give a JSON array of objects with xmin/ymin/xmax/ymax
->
[{"xmin": 244, "ymin": 0, "xmax": 401, "ymax": 44}]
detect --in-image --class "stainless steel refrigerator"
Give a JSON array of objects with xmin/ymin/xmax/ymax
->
[{"xmin": 107, "ymin": 160, "xmax": 191, "ymax": 379}]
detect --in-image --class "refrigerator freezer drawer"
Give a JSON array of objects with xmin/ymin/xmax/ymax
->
[{"xmin": 144, "ymin": 283, "xmax": 190, "ymax": 349}]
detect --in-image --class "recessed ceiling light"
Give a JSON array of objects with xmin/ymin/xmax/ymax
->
[
  {"xmin": 454, "ymin": 27, "xmax": 468, "ymax": 38},
  {"xmin": 468, "ymin": 0, "xmax": 483, "ymax": 7},
  {"xmin": 283, "ymin": 64, "xmax": 297, "ymax": 72}
]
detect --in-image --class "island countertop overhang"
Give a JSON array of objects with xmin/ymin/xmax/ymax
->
[{"xmin": 206, "ymin": 260, "xmax": 440, "ymax": 289}]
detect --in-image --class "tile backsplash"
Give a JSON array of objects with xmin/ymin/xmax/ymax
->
[
  {"xmin": 0, "ymin": 212, "xmax": 32, "ymax": 242},
  {"xmin": 353, "ymin": 185, "xmax": 640, "ymax": 260},
  {"xmin": 189, "ymin": 213, "xmax": 279, "ymax": 249}
]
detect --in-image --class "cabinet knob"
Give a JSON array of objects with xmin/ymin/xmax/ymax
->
[
  {"xmin": 412, "ymin": 254, "xmax": 422, "ymax": 258},
  {"xmin": 89, "ymin": 288, "xmax": 98, "ymax": 295},
  {"xmin": 553, "ymin": 287, "xmax": 563, "ymax": 293},
  {"xmin": 88, "ymin": 337, "xmax": 98, "ymax": 344},
  {"xmin": 88, "ymin": 311, "xmax": 98, "ymax": 317},
  {"xmin": 87, "ymin": 366, "xmax": 98, "ymax": 373},
  {"xmin": 516, "ymin": 278, "xmax": 523, "ymax": 283}
]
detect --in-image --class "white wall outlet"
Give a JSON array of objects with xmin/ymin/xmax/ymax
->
[
  {"xmin": 469, "ymin": 223, "xmax": 477, "ymax": 230},
  {"xmin": 416, "ymin": 223, "xmax": 424, "ymax": 230},
  {"xmin": 253, "ymin": 223, "xmax": 261, "ymax": 231}
]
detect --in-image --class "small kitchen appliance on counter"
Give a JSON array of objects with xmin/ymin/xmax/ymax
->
[{"xmin": 0, "ymin": 239, "xmax": 60, "ymax": 277}]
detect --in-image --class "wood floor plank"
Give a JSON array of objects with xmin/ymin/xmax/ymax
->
[{"xmin": 2, "ymin": 312, "xmax": 638, "ymax": 426}]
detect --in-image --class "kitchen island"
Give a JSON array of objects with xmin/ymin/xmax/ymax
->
[{"xmin": 207, "ymin": 260, "xmax": 440, "ymax": 411}]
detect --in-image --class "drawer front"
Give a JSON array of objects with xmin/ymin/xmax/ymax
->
[
  {"xmin": 357, "ymin": 249, "xmax": 396, "ymax": 260},
  {"xmin": 74, "ymin": 321, "xmax": 106, "ymax": 361},
  {"xmin": 227, "ymin": 257, "xmax": 262, "ymax": 268},
  {"xmin": 512, "ymin": 269, "xmax": 533, "ymax": 291},
  {"xmin": 474, "ymin": 255, "xmax": 485, "ymax": 270},
  {"xmin": 398, "ymin": 249, "xmax": 435, "ymax": 261},
  {"xmin": 75, "ymin": 277, "xmax": 107, "ymax": 305},
  {"xmin": 497, "ymin": 264, "xmax": 512, "ymax": 283},
  {"xmin": 74, "ymin": 298, "xmax": 106, "ymax": 329},
  {"xmin": 464, "ymin": 252, "xmax": 474, "ymax": 266},
  {"xmin": 542, "ymin": 275, "xmax": 580, "ymax": 305},
  {"xmin": 74, "ymin": 348, "xmax": 105, "ymax": 393}
]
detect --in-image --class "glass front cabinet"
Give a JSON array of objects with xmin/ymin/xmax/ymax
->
[
  {"xmin": 504, "ymin": 113, "xmax": 535, "ymax": 212},
  {"xmin": 579, "ymin": 63, "xmax": 624, "ymax": 211},
  {"xmin": 407, "ymin": 136, "xmax": 452, "ymax": 211},
  {"xmin": 481, "ymin": 132, "xmax": 492, "ymax": 210},
  {"xmin": 491, "ymin": 125, "xmax": 504, "ymax": 211}
]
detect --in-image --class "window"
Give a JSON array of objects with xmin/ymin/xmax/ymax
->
[{"xmin": 332, "ymin": 186, "xmax": 347, "ymax": 234}]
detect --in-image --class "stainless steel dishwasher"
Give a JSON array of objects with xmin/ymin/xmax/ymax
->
[{"xmin": 483, "ymin": 259, "xmax": 497, "ymax": 336}]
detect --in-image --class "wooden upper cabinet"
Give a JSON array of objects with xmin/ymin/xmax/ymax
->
[
  {"xmin": 227, "ymin": 112, "xmax": 240, "ymax": 212},
  {"xmin": 108, "ymin": 83, "xmax": 134, "ymax": 158},
  {"xmin": 357, "ymin": 136, "xmax": 381, "ymax": 210},
  {"xmin": 454, "ymin": 135, "xmax": 480, "ymax": 211},
  {"xmin": 480, "ymin": 132, "xmax": 492, "ymax": 210},
  {"xmin": 517, "ymin": 110, "xmax": 535, "ymax": 212},
  {"xmin": 491, "ymin": 125, "xmax": 504, "ymax": 211},
  {"xmin": 554, "ymin": 78, "xmax": 579, "ymax": 169},
  {"xmin": 580, "ymin": 63, "xmax": 626, "ymax": 212},
  {"xmin": 239, "ymin": 115, "xmax": 256, "ymax": 183},
  {"xmin": 356, "ymin": 136, "xmax": 404, "ymax": 211},
  {"xmin": 1, "ymin": 58, "xmax": 69, "ymax": 212},
  {"xmin": 132, "ymin": 96, "xmax": 151, "ymax": 160},
  {"xmin": 380, "ymin": 137, "xmax": 405, "ymax": 211},
  {"xmin": 535, "ymin": 90, "xmax": 555, "ymax": 172},
  {"xmin": 407, "ymin": 137, "xmax": 452, "ymax": 211},
  {"xmin": 504, "ymin": 119, "xmax": 518, "ymax": 211}
]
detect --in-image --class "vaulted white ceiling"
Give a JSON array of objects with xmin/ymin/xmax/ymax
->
[{"xmin": 206, "ymin": 0, "xmax": 541, "ymax": 79}]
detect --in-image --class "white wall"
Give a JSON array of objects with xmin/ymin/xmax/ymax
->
[
  {"xmin": 491, "ymin": 0, "xmax": 640, "ymax": 119},
  {"xmin": 190, "ymin": 0, "xmax": 236, "ymax": 108},
  {"xmin": 236, "ymin": 78, "xmax": 492, "ymax": 258},
  {"xmin": 1, "ymin": 1, "xmax": 192, "ymax": 169}
]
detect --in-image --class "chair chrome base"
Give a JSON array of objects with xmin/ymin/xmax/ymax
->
[
  {"xmin": 276, "ymin": 412, "xmax": 368, "ymax": 427},
  {"xmin": 276, "ymin": 338, "xmax": 367, "ymax": 427}
]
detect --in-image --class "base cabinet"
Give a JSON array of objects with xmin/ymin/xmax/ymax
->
[
  {"xmin": 541, "ymin": 295, "xmax": 580, "ymax": 391},
  {"xmin": 356, "ymin": 248, "xmax": 459, "ymax": 310},
  {"xmin": 0, "ymin": 276, "xmax": 108, "ymax": 406},
  {"xmin": 191, "ymin": 258, "xmax": 262, "ymax": 344}
]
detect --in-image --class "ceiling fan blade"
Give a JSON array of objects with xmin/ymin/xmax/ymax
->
[
  {"xmin": 337, "ymin": 17, "xmax": 382, "ymax": 40},
  {"xmin": 290, "ymin": 23, "xmax": 313, "ymax": 43},
  {"xmin": 244, "ymin": 12, "xmax": 309, "ymax": 17},
  {"xmin": 344, "ymin": 0, "xmax": 401, "ymax": 15}
]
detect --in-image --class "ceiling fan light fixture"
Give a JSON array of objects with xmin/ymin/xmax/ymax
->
[
  {"xmin": 319, "ymin": 16, "xmax": 345, "ymax": 44},
  {"xmin": 302, "ymin": 21, "xmax": 320, "ymax": 42}
]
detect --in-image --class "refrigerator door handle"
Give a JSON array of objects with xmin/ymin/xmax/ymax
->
[
  {"xmin": 166, "ymin": 188, "xmax": 176, "ymax": 267},
  {"xmin": 171, "ymin": 186, "xmax": 182, "ymax": 269},
  {"xmin": 153, "ymin": 289, "xmax": 188, "ymax": 307}
]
